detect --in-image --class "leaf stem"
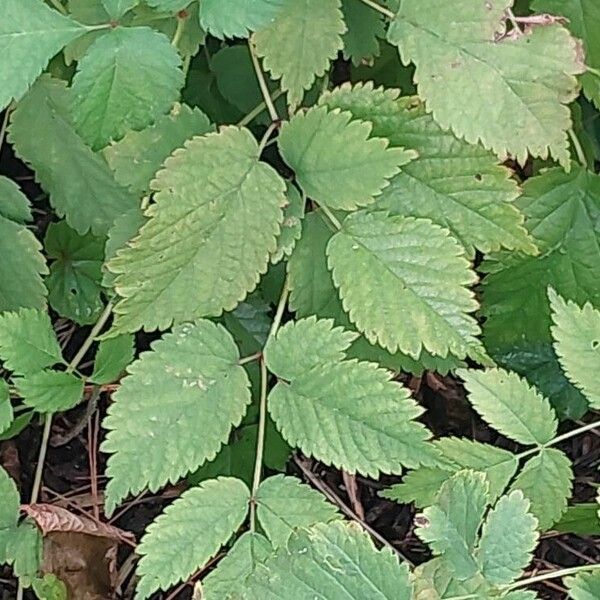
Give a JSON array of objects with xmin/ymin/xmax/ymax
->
[
  {"xmin": 239, "ymin": 352, "xmax": 262, "ymax": 366},
  {"xmin": 568, "ymin": 128, "xmax": 588, "ymax": 168},
  {"xmin": 0, "ymin": 105, "xmax": 13, "ymax": 154},
  {"xmin": 248, "ymin": 40, "xmax": 280, "ymax": 123},
  {"xmin": 257, "ymin": 121, "xmax": 280, "ymax": 156},
  {"xmin": 171, "ymin": 14, "xmax": 187, "ymax": 49},
  {"xmin": 318, "ymin": 204, "xmax": 343, "ymax": 231},
  {"xmin": 46, "ymin": 0, "xmax": 68, "ymax": 15},
  {"xmin": 506, "ymin": 563, "xmax": 600, "ymax": 591},
  {"xmin": 358, "ymin": 0, "xmax": 395, "ymax": 19},
  {"xmin": 237, "ymin": 90, "xmax": 285, "ymax": 128},
  {"xmin": 68, "ymin": 302, "xmax": 114, "ymax": 372}
]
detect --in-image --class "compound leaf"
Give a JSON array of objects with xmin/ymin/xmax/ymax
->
[
  {"xmin": 135, "ymin": 477, "xmax": 250, "ymax": 600},
  {"xmin": 459, "ymin": 368, "xmax": 557, "ymax": 446},
  {"xmin": 102, "ymin": 320, "xmax": 251, "ymax": 514},
  {"xmin": 15, "ymin": 370, "xmax": 84, "ymax": 413},
  {"xmin": 387, "ymin": 0, "xmax": 585, "ymax": 168},
  {"xmin": 71, "ymin": 26, "xmax": 184, "ymax": 150},
  {"xmin": 109, "ymin": 127, "xmax": 286, "ymax": 333}
]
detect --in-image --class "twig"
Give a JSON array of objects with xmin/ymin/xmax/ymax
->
[
  {"xmin": 342, "ymin": 471, "xmax": 365, "ymax": 520},
  {"xmin": 505, "ymin": 564, "xmax": 600, "ymax": 591}
]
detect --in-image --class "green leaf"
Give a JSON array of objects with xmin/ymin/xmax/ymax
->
[
  {"xmin": 321, "ymin": 83, "xmax": 535, "ymax": 256},
  {"xmin": 532, "ymin": 0, "xmax": 600, "ymax": 110},
  {"xmin": 102, "ymin": 320, "xmax": 251, "ymax": 514},
  {"xmin": 382, "ymin": 468, "xmax": 451, "ymax": 508},
  {"xmin": 0, "ymin": 381, "xmax": 13, "ymax": 436},
  {"xmin": 145, "ymin": 0, "xmax": 192, "ymax": 12},
  {"xmin": 252, "ymin": 0, "xmax": 346, "ymax": 108},
  {"xmin": 15, "ymin": 370, "xmax": 84, "ymax": 413},
  {"xmin": 32, "ymin": 574, "xmax": 68, "ymax": 600},
  {"xmin": 510, "ymin": 448, "xmax": 573, "ymax": 530},
  {"xmin": 0, "ymin": 178, "xmax": 47, "ymax": 312},
  {"xmin": 416, "ymin": 471, "xmax": 488, "ymax": 579},
  {"xmin": 199, "ymin": 0, "xmax": 288, "ymax": 39},
  {"xmin": 104, "ymin": 104, "xmax": 213, "ymax": 196},
  {"xmin": 6, "ymin": 519, "xmax": 42, "ymax": 582},
  {"xmin": 550, "ymin": 290, "xmax": 600, "ymax": 409},
  {"xmin": 459, "ymin": 368, "xmax": 557, "ymax": 446},
  {"xmin": 44, "ymin": 221, "xmax": 104, "ymax": 326},
  {"xmin": 565, "ymin": 570, "xmax": 600, "ymax": 600},
  {"xmin": 341, "ymin": 0, "xmax": 384, "ymax": 66},
  {"xmin": 0, "ymin": 309, "xmax": 62, "ymax": 375},
  {"xmin": 271, "ymin": 183, "xmax": 304, "ymax": 264},
  {"xmin": 71, "ymin": 26, "xmax": 183, "ymax": 150},
  {"xmin": 200, "ymin": 532, "xmax": 272, "ymax": 600},
  {"xmin": 264, "ymin": 317, "xmax": 358, "ymax": 381},
  {"xmin": 0, "ymin": 412, "xmax": 33, "ymax": 442},
  {"xmin": 108, "ymin": 127, "xmax": 286, "ymax": 333},
  {"xmin": 8, "ymin": 76, "xmax": 137, "ymax": 236},
  {"xmin": 90, "ymin": 334, "xmax": 134, "ymax": 384},
  {"xmin": 101, "ymin": 0, "xmax": 138, "ymax": 19},
  {"xmin": 245, "ymin": 521, "xmax": 413, "ymax": 599},
  {"xmin": 554, "ymin": 504, "xmax": 600, "ymax": 536},
  {"xmin": 256, "ymin": 475, "xmax": 340, "ymax": 549},
  {"xmin": 0, "ymin": 0, "xmax": 85, "ymax": 109},
  {"xmin": 387, "ymin": 0, "xmax": 585, "ymax": 168},
  {"xmin": 475, "ymin": 491, "xmax": 538, "ymax": 585},
  {"xmin": 278, "ymin": 106, "xmax": 412, "ymax": 211},
  {"xmin": 267, "ymin": 318, "xmax": 438, "ymax": 477},
  {"xmin": 135, "ymin": 477, "xmax": 250, "ymax": 600},
  {"xmin": 0, "ymin": 466, "xmax": 20, "ymax": 562},
  {"xmin": 327, "ymin": 211, "xmax": 483, "ymax": 360}
]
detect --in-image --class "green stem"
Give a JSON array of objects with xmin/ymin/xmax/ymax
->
[
  {"xmin": 359, "ymin": 0, "xmax": 395, "ymax": 19},
  {"xmin": 46, "ymin": 0, "xmax": 68, "ymax": 15},
  {"xmin": 68, "ymin": 302, "xmax": 114, "ymax": 372},
  {"xmin": 237, "ymin": 90, "xmax": 285, "ymax": 128},
  {"xmin": 257, "ymin": 121, "xmax": 279, "ymax": 156},
  {"xmin": 319, "ymin": 204, "xmax": 343, "ymax": 231},
  {"xmin": 0, "ymin": 105, "xmax": 13, "ymax": 154},
  {"xmin": 171, "ymin": 14, "xmax": 187, "ymax": 49},
  {"xmin": 568, "ymin": 128, "xmax": 588, "ymax": 168},
  {"xmin": 248, "ymin": 40, "xmax": 280, "ymax": 122},
  {"xmin": 239, "ymin": 352, "xmax": 262, "ymax": 366},
  {"xmin": 506, "ymin": 563, "xmax": 600, "ymax": 591}
]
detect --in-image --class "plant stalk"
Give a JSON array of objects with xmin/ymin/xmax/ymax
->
[
  {"xmin": 359, "ymin": 0, "xmax": 395, "ymax": 19},
  {"xmin": 506, "ymin": 563, "xmax": 600, "ymax": 591},
  {"xmin": 248, "ymin": 40, "xmax": 280, "ymax": 123}
]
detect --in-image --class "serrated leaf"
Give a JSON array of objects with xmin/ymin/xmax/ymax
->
[
  {"xmin": 510, "ymin": 448, "xmax": 573, "ymax": 530},
  {"xmin": 101, "ymin": 0, "xmax": 137, "ymax": 18},
  {"xmin": 459, "ymin": 368, "xmax": 557, "ymax": 445},
  {"xmin": 554, "ymin": 504, "xmax": 600, "ymax": 536},
  {"xmin": 245, "ymin": 521, "xmax": 412, "ymax": 599},
  {"xmin": 0, "ymin": 382, "xmax": 13, "ymax": 436},
  {"xmin": 15, "ymin": 370, "xmax": 84, "ymax": 413},
  {"xmin": 565, "ymin": 570, "xmax": 600, "ymax": 600},
  {"xmin": 200, "ymin": 532, "xmax": 272, "ymax": 600},
  {"xmin": 0, "ymin": 309, "xmax": 62, "ymax": 375},
  {"xmin": 279, "ymin": 106, "xmax": 412, "ymax": 211},
  {"xmin": 102, "ymin": 320, "xmax": 251, "ymax": 513},
  {"xmin": 90, "ymin": 334, "xmax": 134, "ymax": 384},
  {"xmin": 32, "ymin": 574, "xmax": 68, "ymax": 600},
  {"xmin": 71, "ymin": 26, "xmax": 183, "ymax": 150},
  {"xmin": 416, "ymin": 471, "xmax": 488, "ymax": 580},
  {"xmin": 0, "ymin": 178, "xmax": 47, "ymax": 312},
  {"xmin": 341, "ymin": 0, "xmax": 384, "ymax": 65},
  {"xmin": 9, "ymin": 76, "xmax": 137, "ymax": 236},
  {"xmin": 44, "ymin": 221, "xmax": 104, "ymax": 326},
  {"xmin": 256, "ymin": 475, "xmax": 340, "ymax": 549},
  {"xmin": 550, "ymin": 291, "xmax": 600, "ymax": 409},
  {"xmin": 104, "ymin": 103, "xmax": 213, "ymax": 196},
  {"xmin": 199, "ymin": 0, "xmax": 288, "ymax": 39},
  {"xmin": 321, "ymin": 83, "xmax": 535, "ymax": 256},
  {"xmin": 252, "ymin": 0, "xmax": 346, "ymax": 108},
  {"xmin": 6, "ymin": 518, "xmax": 42, "ymax": 582},
  {"xmin": 382, "ymin": 468, "xmax": 451, "ymax": 508},
  {"xmin": 271, "ymin": 183, "xmax": 304, "ymax": 264},
  {"xmin": 0, "ymin": 0, "xmax": 85, "ymax": 109},
  {"xmin": 0, "ymin": 466, "xmax": 20, "ymax": 562},
  {"xmin": 532, "ymin": 0, "xmax": 600, "ymax": 110},
  {"xmin": 264, "ymin": 317, "xmax": 358, "ymax": 381},
  {"xmin": 327, "ymin": 211, "xmax": 483, "ymax": 360},
  {"xmin": 108, "ymin": 127, "xmax": 286, "ymax": 333},
  {"xmin": 475, "ymin": 491, "xmax": 538, "ymax": 585},
  {"xmin": 387, "ymin": 0, "xmax": 585, "ymax": 168},
  {"xmin": 135, "ymin": 477, "xmax": 250, "ymax": 600}
]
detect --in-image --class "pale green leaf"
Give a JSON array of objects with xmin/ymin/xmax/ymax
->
[
  {"xmin": 101, "ymin": 0, "xmax": 137, "ymax": 18},
  {"xmin": 510, "ymin": 448, "xmax": 573, "ymax": 530},
  {"xmin": 90, "ymin": 334, "xmax": 134, "ymax": 384},
  {"xmin": 102, "ymin": 320, "xmax": 251, "ymax": 514},
  {"xmin": 6, "ymin": 519, "xmax": 42, "ymax": 582},
  {"xmin": 459, "ymin": 368, "xmax": 557, "ymax": 445},
  {"xmin": 0, "ymin": 309, "xmax": 62, "ymax": 375},
  {"xmin": 271, "ymin": 183, "xmax": 304, "ymax": 264},
  {"xmin": 256, "ymin": 475, "xmax": 340, "ymax": 549},
  {"xmin": 32, "ymin": 574, "xmax": 68, "ymax": 600},
  {"xmin": 245, "ymin": 521, "xmax": 413, "ymax": 599},
  {"xmin": 476, "ymin": 491, "xmax": 538, "ymax": 585},
  {"xmin": 327, "ymin": 211, "xmax": 483, "ymax": 359},
  {"xmin": 108, "ymin": 127, "xmax": 286, "ymax": 333},
  {"xmin": 104, "ymin": 104, "xmax": 213, "ymax": 196},
  {"xmin": 44, "ymin": 221, "xmax": 104, "ymax": 326},
  {"xmin": 341, "ymin": 0, "xmax": 384, "ymax": 65},
  {"xmin": 135, "ymin": 477, "xmax": 250, "ymax": 600},
  {"xmin": 252, "ymin": 0, "xmax": 346, "ymax": 107},
  {"xmin": 278, "ymin": 106, "xmax": 412, "ymax": 211},
  {"xmin": 0, "ymin": 176, "xmax": 32, "ymax": 224},
  {"xmin": 0, "ymin": 381, "xmax": 13, "ymax": 436},
  {"xmin": 0, "ymin": 466, "xmax": 20, "ymax": 563},
  {"xmin": 71, "ymin": 27, "xmax": 183, "ymax": 150},
  {"xmin": 200, "ymin": 532, "xmax": 272, "ymax": 600},
  {"xmin": 532, "ymin": 0, "xmax": 600, "ymax": 110},
  {"xmin": 550, "ymin": 290, "xmax": 600, "ymax": 409},
  {"xmin": 0, "ymin": 0, "xmax": 85, "ymax": 109},
  {"xmin": 264, "ymin": 316, "xmax": 358, "ymax": 381},
  {"xmin": 381, "ymin": 468, "xmax": 451, "ymax": 508},
  {"xmin": 15, "ymin": 370, "xmax": 84, "ymax": 413},
  {"xmin": 199, "ymin": 0, "xmax": 288, "ymax": 39},
  {"xmin": 8, "ymin": 76, "xmax": 137, "ymax": 236},
  {"xmin": 565, "ymin": 570, "xmax": 600, "ymax": 600},
  {"xmin": 387, "ymin": 0, "xmax": 585, "ymax": 168},
  {"xmin": 416, "ymin": 471, "xmax": 488, "ymax": 579},
  {"xmin": 321, "ymin": 83, "xmax": 535, "ymax": 256}
]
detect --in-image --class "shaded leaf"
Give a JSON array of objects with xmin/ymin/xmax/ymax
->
[{"xmin": 90, "ymin": 334, "xmax": 134, "ymax": 384}]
